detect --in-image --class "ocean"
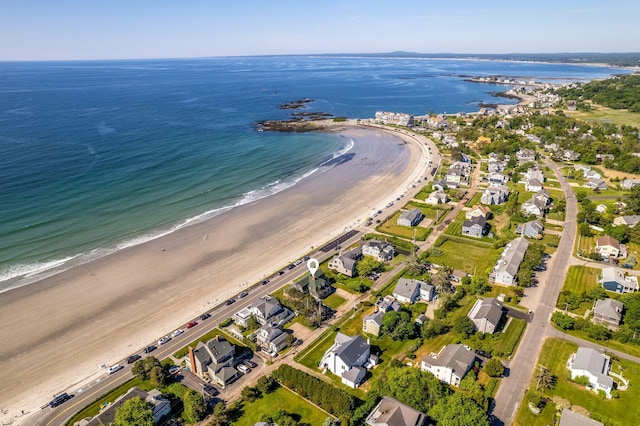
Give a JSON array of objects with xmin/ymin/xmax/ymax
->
[{"xmin": 0, "ymin": 56, "xmax": 624, "ymax": 291}]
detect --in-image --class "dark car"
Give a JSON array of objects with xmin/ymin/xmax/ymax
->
[
  {"xmin": 127, "ymin": 354, "xmax": 141, "ymax": 364},
  {"xmin": 200, "ymin": 313, "xmax": 211, "ymax": 321},
  {"xmin": 238, "ymin": 291, "xmax": 249, "ymax": 299},
  {"xmin": 144, "ymin": 345, "xmax": 156, "ymax": 354},
  {"xmin": 186, "ymin": 321, "xmax": 198, "ymax": 329},
  {"xmin": 49, "ymin": 393, "xmax": 71, "ymax": 408},
  {"xmin": 201, "ymin": 383, "xmax": 219, "ymax": 396},
  {"xmin": 277, "ymin": 270, "xmax": 285, "ymax": 275},
  {"xmin": 225, "ymin": 299, "xmax": 235, "ymax": 306},
  {"xmin": 261, "ymin": 279, "xmax": 270, "ymax": 285}
]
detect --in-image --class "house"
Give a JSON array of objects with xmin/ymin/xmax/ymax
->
[
  {"xmin": 515, "ymin": 219, "xmax": 544, "ymax": 238},
  {"xmin": 426, "ymin": 114, "xmax": 448, "ymax": 129},
  {"xmin": 535, "ymin": 189, "xmax": 551, "ymax": 206},
  {"xmin": 445, "ymin": 167, "xmax": 464, "ymax": 184},
  {"xmin": 596, "ymin": 235, "xmax": 625, "ymax": 259},
  {"xmin": 467, "ymin": 298, "xmax": 504, "ymax": 334},
  {"xmin": 233, "ymin": 296, "xmax": 294, "ymax": 328},
  {"xmin": 320, "ymin": 333, "xmax": 372, "ymax": 388},
  {"xmin": 558, "ymin": 408, "xmax": 604, "ymax": 426},
  {"xmin": 596, "ymin": 204, "xmax": 608, "ymax": 213},
  {"xmin": 596, "ymin": 153, "xmax": 615, "ymax": 162},
  {"xmin": 421, "ymin": 344, "xmax": 476, "ymax": 387},
  {"xmin": 425, "ymin": 190, "xmax": 449, "ymax": 205},
  {"xmin": 525, "ymin": 178, "xmax": 543, "ymax": 192},
  {"xmin": 419, "ymin": 282, "xmax": 437, "ymax": 302},
  {"xmin": 592, "ymin": 299, "xmax": 624, "ymax": 328},
  {"xmin": 600, "ymin": 267, "xmax": 639, "ymax": 293},
  {"xmin": 462, "ymin": 215, "xmax": 487, "ymax": 238},
  {"xmin": 329, "ymin": 247, "xmax": 362, "ymax": 277},
  {"xmin": 465, "ymin": 205, "xmax": 491, "ymax": 220},
  {"xmin": 376, "ymin": 295, "xmax": 401, "ymax": 313},
  {"xmin": 392, "ymin": 278, "xmax": 421, "ymax": 304},
  {"xmin": 584, "ymin": 170, "xmax": 602, "ymax": 180},
  {"xmin": 255, "ymin": 324, "xmax": 290, "ymax": 353},
  {"xmin": 567, "ymin": 347, "xmax": 614, "ymax": 397},
  {"xmin": 362, "ymin": 240, "xmax": 395, "ymax": 262},
  {"xmin": 613, "ymin": 215, "xmax": 640, "ymax": 227},
  {"xmin": 488, "ymin": 159, "xmax": 505, "ymax": 173},
  {"xmin": 481, "ymin": 184, "xmax": 509, "ymax": 205},
  {"xmin": 521, "ymin": 197, "xmax": 545, "ymax": 217},
  {"xmin": 341, "ymin": 365, "xmax": 367, "ymax": 388},
  {"xmin": 365, "ymin": 396, "xmax": 428, "ymax": 426},
  {"xmin": 375, "ymin": 111, "xmax": 414, "ymax": 127},
  {"xmin": 188, "ymin": 336, "xmax": 238, "ymax": 387},
  {"xmin": 363, "ymin": 311, "xmax": 385, "ymax": 337},
  {"xmin": 78, "ymin": 387, "xmax": 171, "ymax": 426},
  {"xmin": 292, "ymin": 270, "xmax": 334, "ymax": 300},
  {"xmin": 524, "ymin": 167, "xmax": 545, "ymax": 182},
  {"xmin": 563, "ymin": 150, "xmax": 581, "ymax": 161},
  {"xmin": 450, "ymin": 269, "xmax": 468, "ymax": 283},
  {"xmin": 398, "ymin": 208, "xmax": 424, "ymax": 227},
  {"xmin": 516, "ymin": 148, "xmax": 536, "ymax": 164},
  {"xmin": 621, "ymin": 178, "xmax": 640, "ymax": 190},
  {"xmin": 490, "ymin": 237, "xmax": 530, "ymax": 286},
  {"xmin": 488, "ymin": 173, "xmax": 507, "ymax": 185},
  {"xmin": 585, "ymin": 179, "xmax": 608, "ymax": 191}
]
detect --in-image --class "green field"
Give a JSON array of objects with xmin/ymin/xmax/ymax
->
[
  {"xmin": 323, "ymin": 293, "xmax": 347, "ymax": 309},
  {"xmin": 466, "ymin": 191, "xmax": 482, "ymax": 207},
  {"xmin": 405, "ymin": 201, "xmax": 449, "ymax": 223},
  {"xmin": 376, "ymin": 211, "xmax": 432, "ymax": 241},
  {"xmin": 232, "ymin": 385, "xmax": 330, "ymax": 425},
  {"xmin": 514, "ymin": 338, "xmax": 640, "ymax": 426},
  {"xmin": 425, "ymin": 238, "xmax": 498, "ymax": 275},
  {"xmin": 567, "ymin": 106, "xmax": 640, "ymax": 128},
  {"xmin": 562, "ymin": 265, "xmax": 600, "ymax": 294}
]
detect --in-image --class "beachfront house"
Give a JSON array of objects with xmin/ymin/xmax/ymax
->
[
  {"xmin": 188, "ymin": 336, "xmax": 238, "ymax": 388},
  {"xmin": 365, "ymin": 396, "xmax": 428, "ymax": 426},
  {"xmin": 421, "ymin": 344, "xmax": 476, "ymax": 387},
  {"xmin": 233, "ymin": 296, "xmax": 294, "ymax": 328},
  {"xmin": 374, "ymin": 111, "xmax": 415, "ymax": 127},
  {"xmin": 600, "ymin": 267, "xmax": 639, "ymax": 294},
  {"xmin": 362, "ymin": 240, "xmax": 395, "ymax": 262},
  {"xmin": 567, "ymin": 347, "xmax": 614, "ymax": 397},
  {"xmin": 397, "ymin": 208, "xmax": 424, "ymax": 227},
  {"xmin": 490, "ymin": 237, "xmax": 530, "ymax": 286},
  {"xmin": 467, "ymin": 298, "xmax": 504, "ymax": 334},
  {"xmin": 292, "ymin": 270, "xmax": 334, "ymax": 300},
  {"xmin": 328, "ymin": 247, "xmax": 362, "ymax": 277},
  {"xmin": 320, "ymin": 332, "xmax": 372, "ymax": 388}
]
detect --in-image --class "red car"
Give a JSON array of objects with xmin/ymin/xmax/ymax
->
[{"xmin": 186, "ymin": 321, "xmax": 198, "ymax": 329}]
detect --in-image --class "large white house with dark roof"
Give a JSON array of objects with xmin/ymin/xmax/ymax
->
[
  {"xmin": 421, "ymin": 344, "xmax": 476, "ymax": 387},
  {"xmin": 398, "ymin": 208, "xmax": 424, "ymax": 227},
  {"xmin": 490, "ymin": 237, "xmax": 530, "ymax": 286},
  {"xmin": 393, "ymin": 278, "xmax": 435, "ymax": 304},
  {"xmin": 329, "ymin": 247, "xmax": 362, "ymax": 277},
  {"xmin": 362, "ymin": 240, "xmax": 396, "ymax": 262},
  {"xmin": 567, "ymin": 347, "xmax": 614, "ymax": 397},
  {"xmin": 233, "ymin": 296, "xmax": 294, "ymax": 328},
  {"xmin": 467, "ymin": 298, "xmax": 505, "ymax": 334},
  {"xmin": 320, "ymin": 333, "xmax": 372, "ymax": 388}
]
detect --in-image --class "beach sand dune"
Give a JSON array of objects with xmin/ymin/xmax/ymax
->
[{"xmin": 0, "ymin": 125, "xmax": 427, "ymax": 421}]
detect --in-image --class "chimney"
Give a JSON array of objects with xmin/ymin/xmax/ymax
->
[{"xmin": 188, "ymin": 347, "xmax": 197, "ymax": 374}]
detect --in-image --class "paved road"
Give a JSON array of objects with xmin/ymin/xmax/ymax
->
[{"xmin": 491, "ymin": 158, "xmax": 578, "ymax": 425}]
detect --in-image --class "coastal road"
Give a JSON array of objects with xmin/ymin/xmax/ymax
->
[
  {"xmin": 32, "ymin": 230, "xmax": 365, "ymax": 426},
  {"xmin": 491, "ymin": 158, "xmax": 578, "ymax": 425}
]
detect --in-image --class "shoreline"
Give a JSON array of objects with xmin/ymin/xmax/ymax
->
[{"xmin": 0, "ymin": 122, "xmax": 431, "ymax": 423}]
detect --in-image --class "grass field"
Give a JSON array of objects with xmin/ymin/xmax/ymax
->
[
  {"xmin": 425, "ymin": 238, "xmax": 498, "ymax": 275},
  {"xmin": 466, "ymin": 191, "xmax": 483, "ymax": 207},
  {"xmin": 576, "ymin": 235, "xmax": 597, "ymax": 256},
  {"xmin": 376, "ymin": 211, "xmax": 432, "ymax": 241},
  {"xmin": 492, "ymin": 318, "xmax": 526, "ymax": 357},
  {"xmin": 232, "ymin": 385, "xmax": 330, "ymax": 425},
  {"xmin": 566, "ymin": 105, "xmax": 640, "ymax": 128},
  {"xmin": 322, "ymin": 293, "xmax": 347, "ymax": 309},
  {"xmin": 514, "ymin": 338, "xmax": 640, "ymax": 426},
  {"xmin": 405, "ymin": 200, "xmax": 449, "ymax": 223},
  {"xmin": 562, "ymin": 265, "xmax": 600, "ymax": 295}
]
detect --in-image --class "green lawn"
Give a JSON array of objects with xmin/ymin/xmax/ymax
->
[
  {"xmin": 492, "ymin": 318, "xmax": 526, "ymax": 357},
  {"xmin": 425, "ymin": 238, "xmax": 498, "ymax": 276},
  {"xmin": 405, "ymin": 201, "xmax": 449, "ymax": 223},
  {"xmin": 546, "ymin": 211, "xmax": 565, "ymax": 222},
  {"xmin": 323, "ymin": 293, "xmax": 347, "ymax": 309},
  {"xmin": 514, "ymin": 338, "xmax": 640, "ymax": 426},
  {"xmin": 576, "ymin": 235, "xmax": 597, "ymax": 257},
  {"xmin": 562, "ymin": 265, "xmax": 600, "ymax": 294},
  {"xmin": 376, "ymin": 211, "xmax": 432, "ymax": 241},
  {"xmin": 466, "ymin": 191, "xmax": 483, "ymax": 207},
  {"xmin": 232, "ymin": 385, "xmax": 330, "ymax": 426}
]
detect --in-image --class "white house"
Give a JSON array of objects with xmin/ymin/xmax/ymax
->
[
  {"xmin": 567, "ymin": 347, "xmax": 614, "ymax": 397},
  {"xmin": 521, "ymin": 197, "xmax": 545, "ymax": 217},
  {"xmin": 596, "ymin": 235, "xmax": 625, "ymax": 259},
  {"xmin": 393, "ymin": 278, "xmax": 435, "ymax": 304},
  {"xmin": 466, "ymin": 204, "xmax": 491, "ymax": 220},
  {"xmin": 525, "ymin": 178, "xmax": 543, "ymax": 192},
  {"xmin": 425, "ymin": 190, "xmax": 449, "ymax": 205},
  {"xmin": 467, "ymin": 298, "xmax": 504, "ymax": 334},
  {"xmin": 398, "ymin": 208, "xmax": 424, "ymax": 227},
  {"xmin": 421, "ymin": 344, "xmax": 476, "ymax": 387},
  {"xmin": 490, "ymin": 237, "xmax": 530, "ymax": 286},
  {"xmin": 320, "ymin": 333, "xmax": 372, "ymax": 388},
  {"xmin": 362, "ymin": 240, "xmax": 395, "ymax": 262}
]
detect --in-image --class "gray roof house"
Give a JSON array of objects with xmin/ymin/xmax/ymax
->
[
  {"xmin": 621, "ymin": 178, "xmax": 640, "ymax": 190},
  {"xmin": 585, "ymin": 178, "xmax": 608, "ymax": 191},
  {"xmin": 398, "ymin": 208, "xmax": 424, "ymax": 227},
  {"xmin": 393, "ymin": 278, "xmax": 435, "ymax": 304},
  {"xmin": 421, "ymin": 344, "xmax": 476, "ymax": 387},
  {"xmin": 255, "ymin": 324, "xmax": 290, "ymax": 353},
  {"xmin": 462, "ymin": 215, "xmax": 487, "ymax": 238},
  {"xmin": 535, "ymin": 189, "xmax": 551, "ymax": 206},
  {"xmin": 467, "ymin": 298, "xmax": 504, "ymax": 334},
  {"xmin": 490, "ymin": 237, "xmax": 530, "ymax": 286},
  {"xmin": 481, "ymin": 184, "xmax": 509, "ymax": 205},
  {"xmin": 189, "ymin": 336, "xmax": 237, "ymax": 388},
  {"xmin": 320, "ymin": 333, "xmax": 371, "ymax": 388},
  {"xmin": 515, "ymin": 219, "xmax": 544, "ymax": 238},
  {"xmin": 600, "ymin": 267, "xmax": 639, "ymax": 293},
  {"xmin": 78, "ymin": 387, "xmax": 171, "ymax": 426},
  {"xmin": 425, "ymin": 190, "xmax": 449, "ymax": 205},
  {"xmin": 568, "ymin": 347, "xmax": 614, "ymax": 396},
  {"xmin": 233, "ymin": 296, "xmax": 294, "ymax": 328},
  {"xmin": 376, "ymin": 295, "xmax": 401, "ymax": 313},
  {"xmin": 558, "ymin": 408, "xmax": 604, "ymax": 426},
  {"xmin": 592, "ymin": 299, "xmax": 624, "ymax": 328},
  {"xmin": 365, "ymin": 396, "xmax": 428, "ymax": 426},
  {"xmin": 328, "ymin": 247, "xmax": 362, "ymax": 277},
  {"xmin": 525, "ymin": 178, "xmax": 543, "ymax": 192},
  {"xmin": 613, "ymin": 215, "xmax": 640, "ymax": 227},
  {"xmin": 363, "ymin": 310, "xmax": 385, "ymax": 337},
  {"xmin": 362, "ymin": 240, "xmax": 396, "ymax": 262},
  {"xmin": 521, "ymin": 197, "xmax": 545, "ymax": 217}
]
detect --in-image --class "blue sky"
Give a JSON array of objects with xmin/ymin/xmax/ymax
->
[{"xmin": 1, "ymin": 0, "xmax": 638, "ymax": 60}]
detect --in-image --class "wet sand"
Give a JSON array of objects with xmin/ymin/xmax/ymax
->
[{"xmin": 0, "ymin": 124, "xmax": 429, "ymax": 421}]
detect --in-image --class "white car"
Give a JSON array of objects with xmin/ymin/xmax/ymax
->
[
  {"xmin": 107, "ymin": 364, "xmax": 123, "ymax": 375},
  {"xmin": 158, "ymin": 336, "xmax": 171, "ymax": 345},
  {"xmin": 171, "ymin": 329, "xmax": 184, "ymax": 337},
  {"xmin": 237, "ymin": 364, "xmax": 250, "ymax": 374}
]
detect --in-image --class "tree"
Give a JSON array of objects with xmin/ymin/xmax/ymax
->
[
  {"xmin": 208, "ymin": 402, "xmax": 230, "ymax": 426},
  {"xmin": 241, "ymin": 386, "xmax": 262, "ymax": 402},
  {"xmin": 578, "ymin": 222, "xmax": 593, "ymax": 237},
  {"xmin": 454, "ymin": 316, "xmax": 476, "ymax": 339},
  {"xmin": 132, "ymin": 356, "xmax": 161, "ymax": 381},
  {"xmin": 483, "ymin": 358, "xmax": 505, "ymax": 377},
  {"xmin": 433, "ymin": 265, "xmax": 453, "ymax": 296},
  {"xmin": 428, "ymin": 392, "xmax": 489, "ymax": 426},
  {"xmin": 183, "ymin": 389, "xmax": 206, "ymax": 424},
  {"xmin": 406, "ymin": 254, "xmax": 430, "ymax": 276},
  {"xmin": 357, "ymin": 256, "xmax": 383, "ymax": 277},
  {"xmin": 150, "ymin": 365, "xmax": 168, "ymax": 387},
  {"xmin": 256, "ymin": 375, "xmax": 278, "ymax": 394},
  {"xmin": 114, "ymin": 397, "xmax": 154, "ymax": 426},
  {"xmin": 552, "ymin": 312, "xmax": 575, "ymax": 330},
  {"xmin": 535, "ymin": 365, "xmax": 557, "ymax": 392}
]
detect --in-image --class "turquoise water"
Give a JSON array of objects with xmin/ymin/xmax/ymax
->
[{"xmin": 0, "ymin": 56, "xmax": 624, "ymax": 290}]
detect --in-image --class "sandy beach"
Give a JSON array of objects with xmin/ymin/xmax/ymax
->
[{"xmin": 0, "ymin": 123, "xmax": 430, "ymax": 423}]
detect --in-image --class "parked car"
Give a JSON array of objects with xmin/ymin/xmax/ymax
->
[
  {"xmin": 186, "ymin": 321, "xmax": 198, "ymax": 329},
  {"xmin": 171, "ymin": 329, "xmax": 184, "ymax": 337},
  {"xmin": 238, "ymin": 291, "xmax": 249, "ymax": 299},
  {"xmin": 261, "ymin": 347, "xmax": 278, "ymax": 358},
  {"xmin": 225, "ymin": 299, "xmax": 235, "ymax": 306},
  {"xmin": 277, "ymin": 270, "xmax": 285, "ymax": 275},
  {"xmin": 168, "ymin": 365, "xmax": 180, "ymax": 375},
  {"xmin": 144, "ymin": 345, "xmax": 156, "ymax": 354},
  {"xmin": 302, "ymin": 256, "xmax": 310, "ymax": 261},
  {"xmin": 237, "ymin": 364, "xmax": 250, "ymax": 374},
  {"xmin": 200, "ymin": 383, "xmax": 219, "ymax": 396},
  {"xmin": 200, "ymin": 313, "xmax": 211, "ymax": 321},
  {"xmin": 261, "ymin": 279, "xmax": 270, "ymax": 285},
  {"xmin": 243, "ymin": 359, "xmax": 257, "ymax": 368},
  {"xmin": 107, "ymin": 364, "xmax": 123, "ymax": 375},
  {"xmin": 49, "ymin": 393, "xmax": 71, "ymax": 408},
  {"xmin": 158, "ymin": 336, "xmax": 171, "ymax": 345},
  {"xmin": 127, "ymin": 354, "xmax": 141, "ymax": 364}
]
